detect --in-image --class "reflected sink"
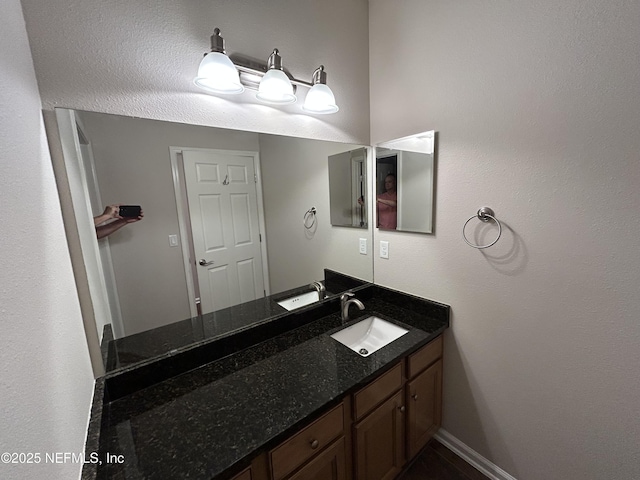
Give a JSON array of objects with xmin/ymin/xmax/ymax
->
[
  {"xmin": 330, "ymin": 316, "xmax": 409, "ymax": 357},
  {"xmin": 277, "ymin": 291, "xmax": 320, "ymax": 311}
]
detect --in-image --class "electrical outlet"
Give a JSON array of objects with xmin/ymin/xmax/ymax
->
[
  {"xmin": 380, "ymin": 240, "xmax": 389, "ymax": 259},
  {"xmin": 359, "ymin": 238, "xmax": 367, "ymax": 255},
  {"xmin": 169, "ymin": 234, "xmax": 179, "ymax": 247}
]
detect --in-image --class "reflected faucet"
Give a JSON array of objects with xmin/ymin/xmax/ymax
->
[
  {"xmin": 310, "ymin": 281, "xmax": 326, "ymax": 299},
  {"xmin": 340, "ymin": 292, "xmax": 365, "ymax": 324}
]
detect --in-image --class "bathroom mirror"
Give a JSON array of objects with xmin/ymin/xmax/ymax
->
[
  {"xmin": 375, "ymin": 131, "xmax": 436, "ymax": 233},
  {"xmin": 53, "ymin": 108, "xmax": 373, "ymax": 369},
  {"xmin": 328, "ymin": 147, "xmax": 368, "ymax": 228}
]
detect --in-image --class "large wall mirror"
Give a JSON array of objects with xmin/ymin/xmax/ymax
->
[
  {"xmin": 375, "ymin": 131, "xmax": 436, "ymax": 233},
  {"xmin": 53, "ymin": 108, "xmax": 373, "ymax": 372}
]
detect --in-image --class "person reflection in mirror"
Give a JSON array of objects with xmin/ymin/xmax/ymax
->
[
  {"xmin": 94, "ymin": 204, "xmax": 144, "ymax": 239},
  {"xmin": 377, "ymin": 174, "xmax": 397, "ymax": 230}
]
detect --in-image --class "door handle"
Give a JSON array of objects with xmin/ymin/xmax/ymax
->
[{"xmin": 199, "ymin": 259, "xmax": 214, "ymax": 266}]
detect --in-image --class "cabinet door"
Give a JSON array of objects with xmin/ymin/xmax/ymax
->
[
  {"xmin": 353, "ymin": 390, "xmax": 405, "ymax": 480},
  {"xmin": 288, "ymin": 437, "xmax": 348, "ymax": 480},
  {"xmin": 406, "ymin": 358, "xmax": 442, "ymax": 458},
  {"xmin": 231, "ymin": 466, "xmax": 252, "ymax": 480}
]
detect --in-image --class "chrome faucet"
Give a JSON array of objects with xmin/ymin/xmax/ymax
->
[
  {"xmin": 310, "ymin": 281, "xmax": 326, "ymax": 299},
  {"xmin": 341, "ymin": 292, "xmax": 365, "ymax": 323}
]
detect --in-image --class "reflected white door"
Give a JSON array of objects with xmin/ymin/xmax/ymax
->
[{"xmin": 182, "ymin": 150, "xmax": 265, "ymax": 314}]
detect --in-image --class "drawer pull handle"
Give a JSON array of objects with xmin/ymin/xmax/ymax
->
[
  {"xmin": 398, "ymin": 405, "xmax": 405, "ymax": 413},
  {"xmin": 412, "ymin": 394, "xmax": 419, "ymax": 401},
  {"xmin": 310, "ymin": 439, "xmax": 319, "ymax": 449}
]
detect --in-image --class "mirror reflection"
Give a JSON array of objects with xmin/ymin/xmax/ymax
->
[
  {"xmin": 55, "ymin": 109, "xmax": 373, "ymax": 347},
  {"xmin": 375, "ymin": 131, "xmax": 435, "ymax": 233},
  {"xmin": 328, "ymin": 148, "xmax": 367, "ymax": 228}
]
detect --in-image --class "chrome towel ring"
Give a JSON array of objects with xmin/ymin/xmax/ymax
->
[
  {"xmin": 304, "ymin": 207, "xmax": 317, "ymax": 229},
  {"xmin": 462, "ymin": 207, "xmax": 502, "ymax": 249}
]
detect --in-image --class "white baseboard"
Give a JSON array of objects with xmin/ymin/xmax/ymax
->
[{"xmin": 434, "ymin": 429, "xmax": 517, "ymax": 480}]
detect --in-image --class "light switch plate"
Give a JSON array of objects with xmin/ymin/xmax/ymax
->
[
  {"xmin": 380, "ymin": 240, "xmax": 389, "ymax": 259},
  {"xmin": 169, "ymin": 234, "xmax": 178, "ymax": 247},
  {"xmin": 359, "ymin": 238, "xmax": 367, "ymax": 255}
]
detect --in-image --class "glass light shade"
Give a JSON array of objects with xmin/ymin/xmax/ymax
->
[
  {"xmin": 256, "ymin": 69, "xmax": 296, "ymax": 104},
  {"xmin": 194, "ymin": 52, "xmax": 244, "ymax": 95},
  {"xmin": 302, "ymin": 83, "xmax": 339, "ymax": 114}
]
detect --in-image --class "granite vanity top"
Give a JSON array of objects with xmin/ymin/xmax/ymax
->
[
  {"xmin": 104, "ymin": 269, "xmax": 368, "ymax": 373},
  {"xmin": 88, "ymin": 287, "xmax": 449, "ymax": 480}
]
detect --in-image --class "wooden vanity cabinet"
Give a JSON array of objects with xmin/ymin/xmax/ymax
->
[
  {"xmin": 287, "ymin": 437, "xmax": 347, "ymax": 480},
  {"xmin": 351, "ymin": 335, "xmax": 443, "ymax": 480},
  {"xmin": 230, "ymin": 454, "xmax": 270, "ymax": 480},
  {"xmin": 353, "ymin": 390, "xmax": 405, "ymax": 480},
  {"xmin": 269, "ymin": 401, "xmax": 350, "ymax": 480},
  {"xmin": 231, "ymin": 467, "xmax": 252, "ymax": 480},
  {"xmin": 352, "ymin": 362, "xmax": 405, "ymax": 480},
  {"xmin": 263, "ymin": 335, "xmax": 443, "ymax": 480},
  {"xmin": 405, "ymin": 336, "xmax": 443, "ymax": 459}
]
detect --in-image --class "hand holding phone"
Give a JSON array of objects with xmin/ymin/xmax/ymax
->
[{"xmin": 119, "ymin": 205, "xmax": 142, "ymax": 218}]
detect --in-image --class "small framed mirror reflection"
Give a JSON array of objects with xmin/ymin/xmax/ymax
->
[
  {"xmin": 328, "ymin": 147, "xmax": 368, "ymax": 228},
  {"xmin": 375, "ymin": 131, "xmax": 436, "ymax": 234}
]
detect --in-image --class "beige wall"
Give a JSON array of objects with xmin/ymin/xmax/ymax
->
[
  {"xmin": 260, "ymin": 136, "xmax": 373, "ymax": 293},
  {"xmin": 370, "ymin": 1, "xmax": 640, "ymax": 479},
  {"xmin": 0, "ymin": 1, "xmax": 94, "ymax": 479}
]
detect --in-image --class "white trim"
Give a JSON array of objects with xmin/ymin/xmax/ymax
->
[
  {"xmin": 395, "ymin": 150, "xmax": 404, "ymax": 229},
  {"xmin": 169, "ymin": 148, "xmax": 199, "ymax": 318},
  {"xmin": 169, "ymin": 147, "xmax": 271, "ymax": 315},
  {"xmin": 350, "ymin": 151, "xmax": 366, "ymax": 228},
  {"xmin": 253, "ymin": 153, "xmax": 271, "ymax": 296},
  {"xmin": 74, "ymin": 115, "xmax": 125, "ymax": 339},
  {"xmin": 56, "ymin": 109, "xmax": 114, "ymax": 343},
  {"xmin": 434, "ymin": 429, "xmax": 518, "ymax": 480}
]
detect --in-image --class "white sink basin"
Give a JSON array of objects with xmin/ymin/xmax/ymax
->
[
  {"xmin": 277, "ymin": 291, "xmax": 320, "ymax": 311},
  {"xmin": 330, "ymin": 316, "xmax": 409, "ymax": 357}
]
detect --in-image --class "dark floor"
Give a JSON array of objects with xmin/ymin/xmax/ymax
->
[{"xmin": 399, "ymin": 439, "xmax": 490, "ymax": 480}]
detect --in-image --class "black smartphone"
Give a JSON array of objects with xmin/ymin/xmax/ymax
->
[{"xmin": 119, "ymin": 205, "xmax": 142, "ymax": 218}]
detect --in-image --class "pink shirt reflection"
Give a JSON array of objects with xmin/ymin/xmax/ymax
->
[{"xmin": 377, "ymin": 174, "xmax": 397, "ymax": 229}]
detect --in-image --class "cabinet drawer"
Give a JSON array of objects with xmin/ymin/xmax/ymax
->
[
  {"xmin": 407, "ymin": 335, "xmax": 442, "ymax": 379},
  {"xmin": 353, "ymin": 362, "xmax": 403, "ymax": 421},
  {"xmin": 270, "ymin": 403, "xmax": 344, "ymax": 480},
  {"xmin": 287, "ymin": 437, "xmax": 347, "ymax": 480}
]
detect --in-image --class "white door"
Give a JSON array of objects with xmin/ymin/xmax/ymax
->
[{"xmin": 182, "ymin": 150, "xmax": 265, "ymax": 314}]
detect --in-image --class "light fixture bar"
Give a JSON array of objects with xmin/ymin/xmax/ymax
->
[
  {"xmin": 233, "ymin": 61, "xmax": 313, "ymax": 90},
  {"xmin": 195, "ymin": 28, "xmax": 339, "ymax": 113}
]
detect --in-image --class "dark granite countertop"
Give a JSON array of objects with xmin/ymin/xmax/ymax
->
[
  {"xmin": 90, "ymin": 287, "xmax": 449, "ymax": 480},
  {"xmin": 104, "ymin": 269, "xmax": 368, "ymax": 373}
]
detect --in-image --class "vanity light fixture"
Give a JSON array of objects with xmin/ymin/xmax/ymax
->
[
  {"xmin": 302, "ymin": 66, "xmax": 339, "ymax": 114},
  {"xmin": 256, "ymin": 49, "xmax": 297, "ymax": 105},
  {"xmin": 194, "ymin": 28, "xmax": 339, "ymax": 114},
  {"xmin": 194, "ymin": 28, "xmax": 244, "ymax": 95}
]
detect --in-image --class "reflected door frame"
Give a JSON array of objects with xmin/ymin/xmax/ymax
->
[
  {"xmin": 351, "ymin": 149, "xmax": 367, "ymax": 227},
  {"xmin": 170, "ymin": 147, "xmax": 270, "ymax": 317},
  {"xmin": 56, "ymin": 109, "xmax": 126, "ymax": 340},
  {"xmin": 375, "ymin": 150, "xmax": 399, "ymax": 229}
]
